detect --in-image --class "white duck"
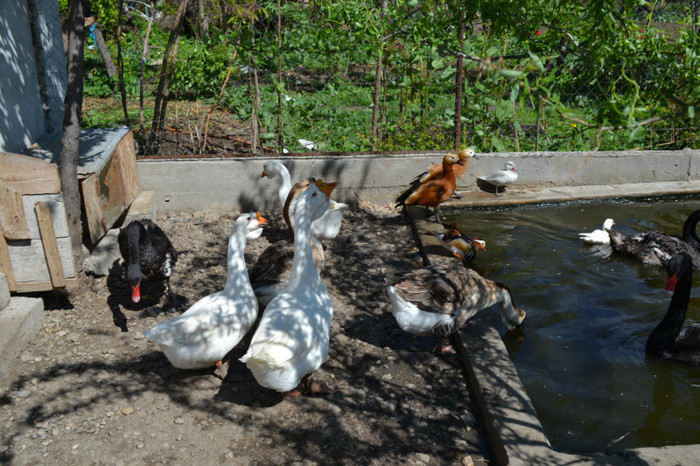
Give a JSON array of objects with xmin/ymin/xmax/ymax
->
[
  {"xmin": 143, "ymin": 212, "xmax": 268, "ymax": 370},
  {"xmin": 241, "ymin": 180, "xmax": 337, "ymax": 395},
  {"xmin": 261, "ymin": 161, "xmax": 349, "ymax": 240},
  {"xmin": 477, "ymin": 161, "xmax": 518, "ymax": 196},
  {"xmin": 579, "ymin": 218, "xmax": 615, "ymax": 244},
  {"xmin": 386, "ymin": 261, "xmax": 526, "ymax": 354}
]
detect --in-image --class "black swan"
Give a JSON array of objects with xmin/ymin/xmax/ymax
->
[
  {"xmin": 607, "ymin": 210, "xmax": 700, "ymax": 269},
  {"xmin": 646, "ymin": 253, "xmax": 700, "ymax": 365},
  {"xmin": 118, "ymin": 219, "xmax": 177, "ymax": 308}
]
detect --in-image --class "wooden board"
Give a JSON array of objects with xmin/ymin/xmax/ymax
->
[
  {"xmin": 35, "ymin": 202, "xmax": 67, "ymax": 288},
  {"xmin": 0, "ymin": 152, "xmax": 61, "ymax": 194},
  {"xmin": 0, "ymin": 184, "xmax": 30, "ymax": 240},
  {"xmin": 21, "ymin": 194, "xmax": 70, "ymax": 240},
  {"xmin": 0, "ymin": 222, "xmax": 17, "ymax": 292},
  {"xmin": 14, "ymin": 277, "xmax": 79, "ymax": 294},
  {"xmin": 6, "ymin": 237, "xmax": 75, "ymax": 283},
  {"xmin": 115, "ymin": 130, "xmax": 141, "ymax": 202},
  {"xmin": 80, "ymin": 174, "xmax": 106, "ymax": 244}
]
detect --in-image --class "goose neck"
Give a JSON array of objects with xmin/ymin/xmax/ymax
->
[{"xmin": 224, "ymin": 226, "xmax": 250, "ymax": 290}]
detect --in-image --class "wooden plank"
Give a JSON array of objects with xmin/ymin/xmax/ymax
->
[
  {"xmin": 7, "ymin": 237, "xmax": 75, "ymax": 283},
  {"xmin": 34, "ymin": 201, "xmax": 67, "ymax": 288},
  {"xmin": 0, "ymin": 184, "xmax": 30, "ymax": 240},
  {"xmin": 80, "ymin": 174, "xmax": 106, "ymax": 244},
  {"xmin": 14, "ymin": 277, "xmax": 79, "ymax": 293},
  {"xmin": 22, "ymin": 194, "xmax": 70, "ymax": 240},
  {"xmin": 0, "ymin": 152, "xmax": 61, "ymax": 194},
  {"xmin": 0, "ymin": 223, "xmax": 17, "ymax": 292},
  {"xmin": 115, "ymin": 130, "xmax": 141, "ymax": 203}
]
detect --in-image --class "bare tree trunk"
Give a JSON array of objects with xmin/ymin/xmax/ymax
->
[
  {"xmin": 60, "ymin": 0, "xmax": 86, "ymax": 284},
  {"xmin": 92, "ymin": 23, "xmax": 118, "ymax": 93},
  {"xmin": 149, "ymin": 0, "xmax": 188, "ymax": 152},
  {"xmin": 249, "ymin": 13, "xmax": 260, "ymax": 154},
  {"xmin": 371, "ymin": 0, "xmax": 388, "ymax": 150},
  {"xmin": 371, "ymin": 48, "xmax": 382, "ymax": 150},
  {"xmin": 454, "ymin": 7, "xmax": 466, "ymax": 151},
  {"xmin": 276, "ymin": 0, "xmax": 284, "ymax": 153},
  {"xmin": 197, "ymin": 0, "xmax": 209, "ymax": 38},
  {"xmin": 116, "ymin": 0, "xmax": 130, "ymax": 126},
  {"xmin": 249, "ymin": 52, "xmax": 260, "ymax": 154}
]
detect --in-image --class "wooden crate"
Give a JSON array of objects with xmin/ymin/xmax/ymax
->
[
  {"xmin": 24, "ymin": 127, "xmax": 141, "ymax": 245},
  {"xmin": 0, "ymin": 153, "xmax": 78, "ymax": 293},
  {"xmin": 0, "ymin": 127, "xmax": 140, "ymax": 293}
]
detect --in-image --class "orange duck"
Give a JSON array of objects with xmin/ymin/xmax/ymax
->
[
  {"xmin": 395, "ymin": 153, "xmax": 463, "ymax": 218},
  {"xmin": 416, "ymin": 148, "xmax": 475, "ymax": 184}
]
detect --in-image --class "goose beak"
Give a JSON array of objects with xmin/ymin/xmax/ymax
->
[
  {"xmin": 131, "ymin": 283, "xmax": 141, "ymax": 303},
  {"xmin": 318, "ymin": 181, "xmax": 338, "ymax": 199},
  {"xmin": 261, "ymin": 169, "xmax": 268, "ymax": 178},
  {"xmin": 256, "ymin": 212, "xmax": 269, "ymax": 226}
]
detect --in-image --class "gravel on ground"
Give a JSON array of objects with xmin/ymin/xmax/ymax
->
[{"xmin": 0, "ymin": 202, "xmax": 489, "ymax": 465}]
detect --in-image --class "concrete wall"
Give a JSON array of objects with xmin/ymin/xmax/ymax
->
[
  {"xmin": 137, "ymin": 149, "xmax": 700, "ymax": 213},
  {"xmin": 0, "ymin": 0, "xmax": 65, "ymax": 153}
]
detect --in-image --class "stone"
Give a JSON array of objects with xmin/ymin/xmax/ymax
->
[
  {"xmin": 0, "ymin": 297, "xmax": 44, "ymax": 388},
  {"xmin": 0, "ymin": 273, "xmax": 10, "ymax": 309}
]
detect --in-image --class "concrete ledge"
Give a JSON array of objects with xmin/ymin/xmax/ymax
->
[
  {"xmin": 136, "ymin": 150, "xmax": 700, "ymax": 214},
  {"xmin": 0, "ymin": 296, "xmax": 44, "ymax": 387}
]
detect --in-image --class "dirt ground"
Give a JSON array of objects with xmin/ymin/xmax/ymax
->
[{"xmin": 0, "ymin": 202, "xmax": 490, "ymax": 465}]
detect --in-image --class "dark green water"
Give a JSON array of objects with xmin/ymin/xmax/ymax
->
[{"xmin": 442, "ymin": 196, "xmax": 700, "ymax": 453}]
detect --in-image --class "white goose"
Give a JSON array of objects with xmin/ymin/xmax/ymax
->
[
  {"xmin": 261, "ymin": 161, "xmax": 349, "ymax": 241},
  {"xmin": 250, "ymin": 178, "xmax": 327, "ymax": 307},
  {"xmin": 241, "ymin": 180, "xmax": 337, "ymax": 395},
  {"xmin": 143, "ymin": 212, "xmax": 267, "ymax": 370},
  {"xmin": 579, "ymin": 218, "xmax": 615, "ymax": 244},
  {"xmin": 386, "ymin": 261, "xmax": 526, "ymax": 353}
]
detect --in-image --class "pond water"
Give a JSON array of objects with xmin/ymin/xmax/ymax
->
[{"xmin": 441, "ymin": 196, "xmax": 700, "ymax": 453}]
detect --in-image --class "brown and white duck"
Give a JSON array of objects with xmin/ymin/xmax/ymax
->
[
  {"xmin": 386, "ymin": 261, "xmax": 526, "ymax": 354},
  {"xmin": 431, "ymin": 222, "xmax": 486, "ymax": 265}
]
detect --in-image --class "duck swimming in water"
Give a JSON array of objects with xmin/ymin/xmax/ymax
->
[{"xmin": 608, "ymin": 210, "xmax": 700, "ymax": 269}]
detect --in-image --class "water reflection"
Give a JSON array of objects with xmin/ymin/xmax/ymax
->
[{"xmin": 442, "ymin": 196, "xmax": 700, "ymax": 452}]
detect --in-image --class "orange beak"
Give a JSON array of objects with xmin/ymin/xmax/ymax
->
[
  {"xmin": 261, "ymin": 169, "xmax": 268, "ymax": 178},
  {"xmin": 318, "ymin": 181, "xmax": 338, "ymax": 199},
  {"xmin": 256, "ymin": 212, "xmax": 269, "ymax": 226}
]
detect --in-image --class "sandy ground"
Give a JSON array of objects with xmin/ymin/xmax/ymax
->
[{"xmin": 0, "ymin": 203, "xmax": 489, "ymax": 465}]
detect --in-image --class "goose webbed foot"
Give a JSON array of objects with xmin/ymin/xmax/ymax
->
[
  {"xmin": 432, "ymin": 340, "xmax": 456, "ymax": 355},
  {"xmin": 163, "ymin": 292, "xmax": 187, "ymax": 313},
  {"xmin": 283, "ymin": 375, "xmax": 335, "ymax": 396},
  {"xmin": 138, "ymin": 305, "xmax": 162, "ymax": 319},
  {"xmin": 213, "ymin": 360, "xmax": 228, "ymax": 380}
]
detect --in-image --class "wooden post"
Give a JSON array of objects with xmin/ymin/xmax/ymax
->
[
  {"xmin": 35, "ymin": 202, "xmax": 67, "ymax": 288},
  {"xmin": 0, "ymin": 223, "xmax": 17, "ymax": 292}
]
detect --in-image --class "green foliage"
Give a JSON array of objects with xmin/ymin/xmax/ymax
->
[{"xmin": 82, "ymin": 0, "xmax": 699, "ymax": 153}]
